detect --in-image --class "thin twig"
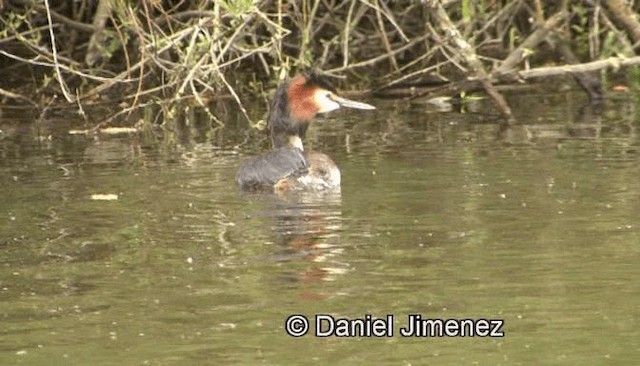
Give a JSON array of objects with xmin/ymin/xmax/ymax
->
[
  {"xmin": 0, "ymin": 87, "xmax": 38, "ymax": 107},
  {"xmin": 359, "ymin": 0, "xmax": 409, "ymax": 42},
  {"xmin": 43, "ymin": 0, "xmax": 74, "ymax": 102},
  {"xmin": 374, "ymin": 0, "xmax": 398, "ymax": 71},
  {"xmin": 342, "ymin": 1, "xmax": 357, "ymax": 68}
]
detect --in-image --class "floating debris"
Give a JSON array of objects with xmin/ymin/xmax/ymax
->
[
  {"xmin": 220, "ymin": 323, "xmax": 237, "ymax": 329},
  {"xmin": 69, "ymin": 127, "xmax": 138, "ymax": 136},
  {"xmin": 99, "ymin": 127, "xmax": 138, "ymax": 135},
  {"xmin": 425, "ymin": 96, "xmax": 453, "ymax": 111},
  {"xmin": 612, "ymin": 85, "xmax": 629, "ymax": 92},
  {"xmin": 90, "ymin": 194, "xmax": 119, "ymax": 201}
]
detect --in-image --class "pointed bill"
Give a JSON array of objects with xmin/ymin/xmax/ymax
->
[{"xmin": 332, "ymin": 95, "xmax": 376, "ymax": 110}]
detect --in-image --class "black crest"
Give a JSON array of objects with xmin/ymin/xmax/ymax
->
[{"xmin": 304, "ymin": 70, "xmax": 337, "ymax": 94}]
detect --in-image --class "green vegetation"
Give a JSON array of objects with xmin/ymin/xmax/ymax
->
[{"xmin": 0, "ymin": 0, "xmax": 639, "ymax": 124}]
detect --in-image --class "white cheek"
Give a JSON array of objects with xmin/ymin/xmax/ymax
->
[{"xmin": 314, "ymin": 91, "xmax": 341, "ymax": 113}]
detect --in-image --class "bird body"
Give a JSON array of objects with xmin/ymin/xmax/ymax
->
[{"xmin": 237, "ymin": 72, "xmax": 374, "ymax": 192}]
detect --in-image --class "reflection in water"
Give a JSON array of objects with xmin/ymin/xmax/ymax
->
[
  {"xmin": 243, "ymin": 190, "xmax": 347, "ymax": 301},
  {"xmin": 498, "ymin": 96, "xmax": 636, "ymax": 145}
]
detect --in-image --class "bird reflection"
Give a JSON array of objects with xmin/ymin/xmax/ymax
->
[{"xmin": 249, "ymin": 191, "xmax": 348, "ymax": 301}]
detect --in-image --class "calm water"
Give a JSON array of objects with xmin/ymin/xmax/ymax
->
[{"xmin": 1, "ymin": 89, "xmax": 639, "ymax": 365}]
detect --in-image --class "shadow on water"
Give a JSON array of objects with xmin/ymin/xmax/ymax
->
[{"xmin": 1, "ymin": 87, "xmax": 639, "ymax": 365}]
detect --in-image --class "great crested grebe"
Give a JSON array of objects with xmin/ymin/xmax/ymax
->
[{"xmin": 237, "ymin": 72, "xmax": 375, "ymax": 192}]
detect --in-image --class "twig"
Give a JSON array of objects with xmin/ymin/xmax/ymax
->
[
  {"xmin": 177, "ymin": 25, "xmax": 205, "ymax": 97},
  {"xmin": 92, "ymin": 99, "xmax": 176, "ymax": 130},
  {"xmin": 12, "ymin": 29, "xmax": 81, "ymax": 67},
  {"xmin": 43, "ymin": 0, "xmax": 74, "ymax": 102},
  {"xmin": 374, "ymin": 0, "xmax": 398, "ymax": 71},
  {"xmin": 125, "ymin": 4, "xmax": 150, "ymax": 116},
  {"xmin": 36, "ymin": 96, "xmax": 57, "ymax": 125},
  {"xmin": 359, "ymin": 0, "xmax": 409, "ymax": 42},
  {"xmin": 328, "ymin": 34, "xmax": 430, "ymax": 75},
  {"xmin": 342, "ymin": 0, "xmax": 357, "ymax": 68},
  {"xmin": 0, "ymin": 87, "xmax": 38, "ymax": 107},
  {"xmin": 214, "ymin": 13, "xmax": 257, "ymax": 65},
  {"xmin": 0, "ymin": 49, "xmax": 132, "ymax": 83},
  {"xmin": 75, "ymin": 89, "xmax": 88, "ymax": 123},
  {"xmin": 0, "ymin": 24, "xmax": 59, "ymax": 45},
  {"xmin": 83, "ymin": 22, "xmax": 201, "ymax": 97},
  {"xmin": 300, "ymin": 0, "xmax": 322, "ymax": 64},
  {"xmin": 472, "ymin": 0, "xmax": 523, "ymax": 43},
  {"xmin": 371, "ymin": 49, "xmax": 447, "ymax": 93},
  {"xmin": 28, "ymin": 3, "xmax": 96, "ymax": 33},
  {"xmin": 190, "ymin": 79, "xmax": 225, "ymax": 127}
]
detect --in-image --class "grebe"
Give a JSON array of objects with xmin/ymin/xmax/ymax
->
[{"xmin": 237, "ymin": 72, "xmax": 375, "ymax": 192}]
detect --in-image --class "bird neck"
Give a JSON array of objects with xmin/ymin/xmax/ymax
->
[
  {"xmin": 267, "ymin": 77, "xmax": 312, "ymax": 150},
  {"xmin": 269, "ymin": 130, "xmax": 305, "ymax": 150},
  {"xmin": 268, "ymin": 100, "xmax": 309, "ymax": 150}
]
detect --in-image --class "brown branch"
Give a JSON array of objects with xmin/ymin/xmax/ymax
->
[
  {"xmin": 12, "ymin": 1, "xmax": 96, "ymax": 33},
  {"xmin": 374, "ymin": 0, "xmax": 398, "ymax": 71},
  {"xmin": 514, "ymin": 56, "xmax": 640, "ymax": 79},
  {"xmin": 359, "ymin": 0, "xmax": 409, "ymax": 42},
  {"xmin": 43, "ymin": 6, "xmax": 95, "ymax": 33},
  {"xmin": 392, "ymin": 56, "xmax": 640, "ymax": 101},
  {"xmin": 599, "ymin": 10, "xmax": 636, "ymax": 55},
  {"xmin": 423, "ymin": 0, "xmax": 513, "ymax": 122},
  {"xmin": 602, "ymin": 0, "xmax": 640, "ymax": 44},
  {"xmin": 472, "ymin": 0, "xmax": 523, "ymax": 43},
  {"xmin": 85, "ymin": 0, "xmax": 113, "ymax": 66},
  {"xmin": 43, "ymin": 0, "xmax": 73, "ymax": 102},
  {"xmin": 496, "ymin": 5, "xmax": 602, "ymax": 102},
  {"xmin": 495, "ymin": 11, "xmax": 569, "ymax": 75},
  {"xmin": 155, "ymin": 11, "xmax": 223, "ymax": 26}
]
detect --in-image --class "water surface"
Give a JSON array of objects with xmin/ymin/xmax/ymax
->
[{"xmin": 1, "ymin": 89, "xmax": 639, "ymax": 365}]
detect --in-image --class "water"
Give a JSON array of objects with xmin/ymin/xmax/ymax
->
[{"xmin": 1, "ymin": 89, "xmax": 639, "ymax": 365}]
